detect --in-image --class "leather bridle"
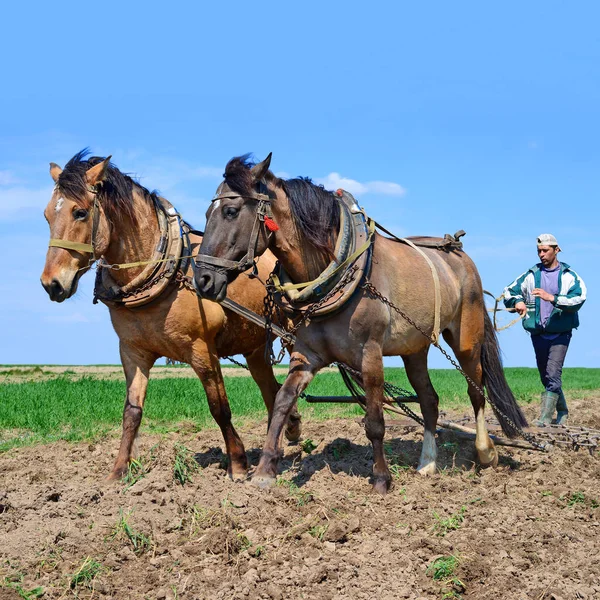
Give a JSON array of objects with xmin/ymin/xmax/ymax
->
[
  {"xmin": 194, "ymin": 182, "xmax": 275, "ymax": 276},
  {"xmin": 48, "ymin": 186, "xmax": 101, "ymax": 266}
]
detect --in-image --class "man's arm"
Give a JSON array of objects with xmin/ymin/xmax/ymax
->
[
  {"xmin": 554, "ymin": 270, "xmax": 587, "ymax": 313},
  {"xmin": 503, "ymin": 271, "xmax": 529, "ymax": 309}
]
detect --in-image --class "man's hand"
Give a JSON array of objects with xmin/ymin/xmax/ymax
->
[
  {"xmin": 515, "ymin": 301, "xmax": 528, "ymax": 316},
  {"xmin": 532, "ymin": 288, "xmax": 555, "ymax": 303}
]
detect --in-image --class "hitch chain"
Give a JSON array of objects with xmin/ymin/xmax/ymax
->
[{"xmin": 263, "ymin": 265, "xmax": 359, "ymax": 366}]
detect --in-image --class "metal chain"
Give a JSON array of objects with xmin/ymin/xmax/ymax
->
[
  {"xmin": 223, "ymin": 355, "xmax": 250, "ymax": 370},
  {"xmin": 333, "ymin": 362, "xmax": 426, "ymax": 427},
  {"xmin": 263, "ymin": 265, "xmax": 359, "ymax": 365},
  {"xmin": 361, "ymin": 280, "xmax": 545, "ymax": 449},
  {"xmin": 93, "ymin": 261, "xmax": 177, "ymax": 304}
]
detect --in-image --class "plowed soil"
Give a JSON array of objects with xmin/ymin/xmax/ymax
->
[{"xmin": 1, "ymin": 399, "xmax": 599, "ymax": 600}]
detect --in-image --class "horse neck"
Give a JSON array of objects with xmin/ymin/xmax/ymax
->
[
  {"xmin": 101, "ymin": 187, "xmax": 160, "ymax": 286},
  {"xmin": 269, "ymin": 190, "xmax": 335, "ymax": 283}
]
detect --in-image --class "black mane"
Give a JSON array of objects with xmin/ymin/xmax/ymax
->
[
  {"xmin": 281, "ymin": 178, "xmax": 340, "ymax": 258},
  {"xmin": 223, "ymin": 155, "xmax": 340, "ymax": 257},
  {"xmin": 56, "ymin": 149, "xmax": 160, "ymax": 222},
  {"xmin": 223, "ymin": 154, "xmax": 257, "ymax": 197}
]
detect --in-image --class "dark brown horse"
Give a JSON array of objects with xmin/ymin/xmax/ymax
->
[
  {"xmin": 194, "ymin": 154, "xmax": 528, "ymax": 494},
  {"xmin": 40, "ymin": 150, "xmax": 301, "ymax": 480}
]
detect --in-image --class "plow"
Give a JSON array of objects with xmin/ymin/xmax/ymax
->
[{"xmin": 300, "ymin": 363, "xmax": 600, "ymax": 455}]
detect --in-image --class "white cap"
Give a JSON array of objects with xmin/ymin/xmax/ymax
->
[{"xmin": 537, "ymin": 233, "xmax": 560, "ymax": 249}]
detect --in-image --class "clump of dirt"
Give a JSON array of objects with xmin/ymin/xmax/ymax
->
[{"xmin": 1, "ymin": 399, "xmax": 599, "ymax": 600}]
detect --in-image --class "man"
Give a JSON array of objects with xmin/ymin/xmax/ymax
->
[{"xmin": 503, "ymin": 234, "xmax": 586, "ymax": 425}]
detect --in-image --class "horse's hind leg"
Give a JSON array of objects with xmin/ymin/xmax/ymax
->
[
  {"xmin": 403, "ymin": 349, "xmax": 439, "ymax": 476},
  {"xmin": 245, "ymin": 346, "xmax": 302, "ymax": 442},
  {"xmin": 109, "ymin": 342, "xmax": 157, "ymax": 480},
  {"xmin": 362, "ymin": 343, "xmax": 392, "ymax": 495},
  {"xmin": 442, "ymin": 328, "xmax": 497, "ymax": 468},
  {"xmin": 191, "ymin": 344, "xmax": 249, "ymax": 480}
]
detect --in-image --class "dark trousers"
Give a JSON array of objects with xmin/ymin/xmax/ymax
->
[{"xmin": 531, "ymin": 332, "xmax": 572, "ymax": 394}]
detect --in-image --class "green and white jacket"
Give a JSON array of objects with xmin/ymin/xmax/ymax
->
[{"xmin": 503, "ymin": 262, "xmax": 586, "ymax": 334}]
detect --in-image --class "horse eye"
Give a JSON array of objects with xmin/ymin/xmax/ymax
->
[
  {"xmin": 73, "ymin": 208, "xmax": 89, "ymax": 220},
  {"xmin": 223, "ymin": 206, "xmax": 239, "ymax": 219}
]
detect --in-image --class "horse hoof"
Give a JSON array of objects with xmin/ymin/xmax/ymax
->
[
  {"xmin": 372, "ymin": 478, "xmax": 391, "ymax": 496},
  {"xmin": 478, "ymin": 448, "xmax": 498, "ymax": 469},
  {"xmin": 251, "ymin": 474, "xmax": 276, "ymax": 489},
  {"xmin": 284, "ymin": 416, "xmax": 302, "ymax": 443},
  {"xmin": 284, "ymin": 426, "xmax": 302, "ymax": 443},
  {"xmin": 229, "ymin": 469, "xmax": 248, "ymax": 482},
  {"xmin": 417, "ymin": 462, "xmax": 437, "ymax": 476},
  {"xmin": 106, "ymin": 467, "xmax": 127, "ymax": 482}
]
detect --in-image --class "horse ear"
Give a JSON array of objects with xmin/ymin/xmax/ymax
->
[
  {"xmin": 85, "ymin": 156, "xmax": 112, "ymax": 186},
  {"xmin": 49, "ymin": 163, "xmax": 63, "ymax": 182},
  {"xmin": 250, "ymin": 153, "xmax": 272, "ymax": 182}
]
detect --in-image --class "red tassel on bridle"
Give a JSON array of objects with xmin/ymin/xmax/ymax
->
[{"xmin": 264, "ymin": 216, "xmax": 279, "ymax": 232}]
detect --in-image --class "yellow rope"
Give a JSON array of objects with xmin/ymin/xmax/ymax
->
[
  {"xmin": 48, "ymin": 239, "xmax": 94, "ymax": 253},
  {"xmin": 484, "ymin": 290, "xmax": 525, "ymax": 331}
]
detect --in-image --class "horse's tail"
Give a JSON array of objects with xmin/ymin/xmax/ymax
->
[{"xmin": 481, "ymin": 307, "xmax": 528, "ymax": 437}]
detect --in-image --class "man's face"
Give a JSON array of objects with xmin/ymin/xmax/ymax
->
[{"xmin": 537, "ymin": 245, "xmax": 559, "ymax": 267}]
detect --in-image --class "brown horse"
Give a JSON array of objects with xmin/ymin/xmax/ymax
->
[
  {"xmin": 193, "ymin": 154, "xmax": 528, "ymax": 494},
  {"xmin": 40, "ymin": 150, "xmax": 301, "ymax": 480}
]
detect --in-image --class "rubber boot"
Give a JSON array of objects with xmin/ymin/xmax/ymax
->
[
  {"xmin": 534, "ymin": 391, "xmax": 559, "ymax": 426},
  {"xmin": 555, "ymin": 390, "xmax": 569, "ymax": 425}
]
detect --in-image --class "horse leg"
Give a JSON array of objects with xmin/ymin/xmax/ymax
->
[
  {"xmin": 442, "ymin": 330, "xmax": 498, "ymax": 468},
  {"xmin": 191, "ymin": 347, "xmax": 249, "ymax": 480},
  {"xmin": 109, "ymin": 342, "xmax": 156, "ymax": 480},
  {"xmin": 362, "ymin": 344, "xmax": 392, "ymax": 495},
  {"xmin": 244, "ymin": 346, "xmax": 302, "ymax": 442},
  {"xmin": 402, "ymin": 349, "xmax": 439, "ymax": 476},
  {"xmin": 252, "ymin": 349, "xmax": 320, "ymax": 488}
]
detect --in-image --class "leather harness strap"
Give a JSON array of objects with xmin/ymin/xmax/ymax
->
[
  {"xmin": 398, "ymin": 237, "xmax": 442, "ymax": 344},
  {"xmin": 48, "ymin": 189, "xmax": 101, "ymax": 260}
]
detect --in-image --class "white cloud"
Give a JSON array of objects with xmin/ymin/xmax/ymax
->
[
  {"xmin": 316, "ymin": 172, "xmax": 406, "ymax": 197},
  {"xmin": 0, "ymin": 185, "xmax": 53, "ymax": 221},
  {"xmin": 0, "ymin": 170, "xmax": 19, "ymax": 186}
]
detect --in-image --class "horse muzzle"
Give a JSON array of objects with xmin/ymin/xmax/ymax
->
[
  {"xmin": 193, "ymin": 268, "xmax": 228, "ymax": 303},
  {"xmin": 41, "ymin": 272, "xmax": 79, "ymax": 303}
]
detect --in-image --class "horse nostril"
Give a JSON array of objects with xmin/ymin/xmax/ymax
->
[
  {"xmin": 49, "ymin": 279, "xmax": 64, "ymax": 301},
  {"xmin": 197, "ymin": 274, "xmax": 213, "ymax": 294}
]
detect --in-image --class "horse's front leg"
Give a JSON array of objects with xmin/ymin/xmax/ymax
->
[
  {"xmin": 191, "ymin": 344, "xmax": 249, "ymax": 481},
  {"xmin": 245, "ymin": 345, "xmax": 302, "ymax": 442},
  {"xmin": 109, "ymin": 342, "xmax": 157, "ymax": 480},
  {"xmin": 252, "ymin": 349, "xmax": 320, "ymax": 488},
  {"xmin": 362, "ymin": 343, "xmax": 392, "ymax": 495}
]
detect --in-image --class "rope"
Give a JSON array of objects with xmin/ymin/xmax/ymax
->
[{"xmin": 483, "ymin": 290, "xmax": 525, "ymax": 332}]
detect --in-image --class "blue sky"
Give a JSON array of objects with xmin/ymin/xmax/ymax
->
[{"xmin": 0, "ymin": 1, "xmax": 597, "ymax": 369}]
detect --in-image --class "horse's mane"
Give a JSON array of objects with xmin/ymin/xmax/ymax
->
[
  {"xmin": 56, "ymin": 149, "xmax": 160, "ymax": 223},
  {"xmin": 223, "ymin": 155, "xmax": 341, "ymax": 257}
]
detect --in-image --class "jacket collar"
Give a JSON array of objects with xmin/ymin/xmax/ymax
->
[{"xmin": 531, "ymin": 261, "xmax": 570, "ymax": 274}]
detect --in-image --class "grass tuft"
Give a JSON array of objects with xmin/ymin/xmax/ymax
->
[
  {"xmin": 433, "ymin": 506, "xmax": 467, "ymax": 536},
  {"xmin": 70, "ymin": 556, "xmax": 103, "ymax": 589},
  {"xmin": 276, "ymin": 476, "xmax": 313, "ymax": 506},
  {"xmin": 173, "ymin": 443, "xmax": 200, "ymax": 485},
  {"xmin": 109, "ymin": 509, "xmax": 153, "ymax": 555}
]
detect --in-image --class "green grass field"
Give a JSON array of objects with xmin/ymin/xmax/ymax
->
[{"xmin": 1, "ymin": 367, "xmax": 598, "ymax": 452}]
